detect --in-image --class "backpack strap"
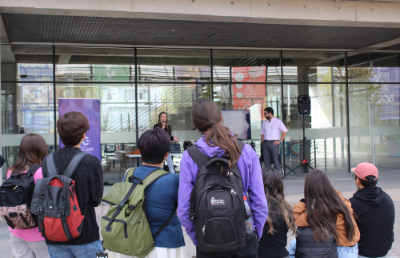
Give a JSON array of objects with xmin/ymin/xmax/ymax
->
[
  {"xmin": 237, "ymin": 139, "xmax": 245, "ymax": 152},
  {"xmin": 138, "ymin": 169, "xmax": 176, "ymax": 240},
  {"xmin": 46, "ymin": 151, "xmax": 88, "ymax": 178},
  {"xmin": 153, "ymin": 203, "xmax": 177, "ymax": 239},
  {"xmin": 187, "ymin": 146, "xmax": 210, "ymax": 168},
  {"xmin": 45, "ymin": 153, "xmax": 58, "ymax": 177},
  {"xmin": 26, "ymin": 165, "xmax": 41, "ymax": 176},
  {"xmin": 63, "ymin": 151, "xmax": 89, "ymax": 178}
]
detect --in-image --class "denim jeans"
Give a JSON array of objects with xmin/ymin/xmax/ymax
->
[
  {"xmin": 288, "ymin": 238, "xmax": 359, "ymax": 258},
  {"xmin": 47, "ymin": 239, "xmax": 103, "ymax": 258},
  {"xmin": 166, "ymin": 153, "xmax": 175, "ymax": 174}
]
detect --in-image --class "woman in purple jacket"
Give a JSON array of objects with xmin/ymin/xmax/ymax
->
[{"xmin": 177, "ymin": 98, "xmax": 269, "ymax": 258}]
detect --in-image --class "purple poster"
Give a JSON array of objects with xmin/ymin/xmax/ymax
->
[{"xmin": 58, "ymin": 99, "xmax": 101, "ymax": 161}]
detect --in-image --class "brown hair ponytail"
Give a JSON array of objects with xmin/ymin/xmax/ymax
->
[{"xmin": 192, "ymin": 98, "xmax": 241, "ymax": 169}]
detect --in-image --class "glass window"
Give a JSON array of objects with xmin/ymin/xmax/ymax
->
[
  {"xmin": 137, "ymin": 48, "xmax": 210, "ymax": 82},
  {"xmin": 55, "ymin": 83, "xmax": 136, "ymax": 184},
  {"xmin": 55, "ymin": 46, "xmax": 135, "ymax": 82},
  {"xmin": 1, "ymin": 83, "xmax": 55, "ymax": 179},
  {"xmin": 348, "ymin": 52, "xmax": 400, "ymax": 83},
  {"xmin": 214, "ymin": 83, "xmax": 281, "ymax": 158},
  {"xmin": 349, "ymin": 83, "xmax": 400, "ymax": 171},
  {"xmin": 11, "ymin": 46, "xmax": 53, "ymax": 82},
  {"xmin": 282, "ymin": 51, "xmax": 345, "ymax": 83},
  {"xmin": 213, "ymin": 50, "xmax": 280, "ymax": 83},
  {"xmin": 283, "ymin": 83, "xmax": 348, "ymax": 173}
]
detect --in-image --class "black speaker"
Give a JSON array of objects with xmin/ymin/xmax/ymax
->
[{"xmin": 298, "ymin": 95, "xmax": 310, "ymax": 114}]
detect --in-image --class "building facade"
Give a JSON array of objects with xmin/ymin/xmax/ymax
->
[{"xmin": 1, "ymin": 0, "xmax": 400, "ymax": 183}]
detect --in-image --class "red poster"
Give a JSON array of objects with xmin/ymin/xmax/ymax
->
[{"xmin": 232, "ymin": 67, "xmax": 266, "ymax": 111}]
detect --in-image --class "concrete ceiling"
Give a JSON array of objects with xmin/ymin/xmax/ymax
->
[{"xmin": 2, "ymin": 13, "xmax": 400, "ymax": 51}]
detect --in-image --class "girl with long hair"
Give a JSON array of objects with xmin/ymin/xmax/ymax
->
[
  {"xmin": 289, "ymin": 170, "xmax": 360, "ymax": 258},
  {"xmin": 258, "ymin": 168, "xmax": 296, "ymax": 258},
  {"xmin": 154, "ymin": 112, "xmax": 178, "ymax": 173},
  {"xmin": 177, "ymin": 98, "xmax": 268, "ymax": 258},
  {"xmin": 6, "ymin": 134, "xmax": 50, "ymax": 258}
]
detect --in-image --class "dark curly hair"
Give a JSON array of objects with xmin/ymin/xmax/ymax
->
[{"xmin": 262, "ymin": 167, "xmax": 296, "ymax": 235}]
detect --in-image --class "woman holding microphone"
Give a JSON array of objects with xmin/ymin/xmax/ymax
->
[{"xmin": 154, "ymin": 112, "xmax": 178, "ymax": 173}]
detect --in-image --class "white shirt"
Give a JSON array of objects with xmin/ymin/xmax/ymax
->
[{"xmin": 261, "ymin": 117, "xmax": 288, "ymax": 141}]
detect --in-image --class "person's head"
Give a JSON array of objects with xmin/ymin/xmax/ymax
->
[
  {"xmin": 192, "ymin": 98, "xmax": 241, "ymax": 169},
  {"xmin": 137, "ymin": 127, "xmax": 170, "ymax": 165},
  {"xmin": 262, "ymin": 168, "xmax": 296, "ymax": 235},
  {"xmin": 57, "ymin": 111, "xmax": 90, "ymax": 147},
  {"xmin": 264, "ymin": 107, "xmax": 274, "ymax": 120},
  {"xmin": 351, "ymin": 162, "xmax": 378, "ymax": 189},
  {"xmin": 12, "ymin": 134, "xmax": 48, "ymax": 175},
  {"xmin": 158, "ymin": 112, "xmax": 168, "ymax": 124},
  {"xmin": 157, "ymin": 112, "xmax": 169, "ymax": 133},
  {"xmin": 304, "ymin": 170, "xmax": 356, "ymax": 244}
]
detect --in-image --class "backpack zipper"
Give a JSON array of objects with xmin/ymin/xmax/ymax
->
[{"xmin": 202, "ymin": 225, "xmax": 206, "ymax": 235}]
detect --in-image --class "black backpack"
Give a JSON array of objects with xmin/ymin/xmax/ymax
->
[
  {"xmin": 188, "ymin": 140, "xmax": 248, "ymax": 252},
  {"xmin": 0, "ymin": 165, "xmax": 41, "ymax": 229}
]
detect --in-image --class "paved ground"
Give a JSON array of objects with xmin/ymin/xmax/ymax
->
[{"xmin": 2, "ymin": 170, "xmax": 399, "ymax": 257}]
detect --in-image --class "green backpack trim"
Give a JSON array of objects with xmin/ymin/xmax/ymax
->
[{"xmin": 101, "ymin": 167, "xmax": 173, "ymax": 258}]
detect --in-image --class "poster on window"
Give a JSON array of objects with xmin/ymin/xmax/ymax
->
[
  {"xmin": 232, "ymin": 67, "xmax": 266, "ymax": 115},
  {"xmin": 58, "ymin": 99, "xmax": 101, "ymax": 161}
]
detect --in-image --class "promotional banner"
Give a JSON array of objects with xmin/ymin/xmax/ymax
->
[
  {"xmin": 58, "ymin": 99, "xmax": 101, "ymax": 161},
  {"xmin": 232, "ymin": 66, "xmax": 266, "ymax": 115}
]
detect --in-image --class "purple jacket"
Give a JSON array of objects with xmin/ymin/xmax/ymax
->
[{"xmin": 177, "ymin": 136, "xmax": 269, "ymax": 246}]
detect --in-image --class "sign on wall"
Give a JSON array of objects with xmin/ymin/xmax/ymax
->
[
  {"xmin": 58, "ymin": 99, "xmax": 101, "ymax": 161},
  {"xmin": 232, "ymin": 66, "xmax": 266, "ymax": 114}
]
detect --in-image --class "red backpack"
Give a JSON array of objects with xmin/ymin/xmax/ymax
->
[{"xmin": 31, "ymin": 152, "xmax": 87, "ymax": 241}]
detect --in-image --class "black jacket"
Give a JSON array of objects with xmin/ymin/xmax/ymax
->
[
  {"xmin": 349, "ymin": 187, "xmax": 395, "ymax": 257},
  {"xmin": 153, "ymin": 124, "xmax": 174, "ymax": 141},
  {"xmin": 42, "ymin": 147, "xmax": 104, "ymax": 245},
  {"xmin": 258, "ymin": 213, "xmax": 289, "ymax": 258},
  {"xmin": 295, "ymin": 227, "xmax": 337, "ymax": 258}
]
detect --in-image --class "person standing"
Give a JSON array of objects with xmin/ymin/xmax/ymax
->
[
  {"xmin": 261, "ymin": 107, "xmax": 287, "ymax": 171},
  {"xmin": 154, "ymin": 112, "xmax": 178, "ymax": 174},
  {"xmin": 44, "ymin": 111, "xmax": 104, "ymax": 258},
  {"xmin": 349, "ymin": 163, "xmax": 395, "ymax": 258},
  {"xmin": 6, "ymin": 134, "xmax": 50, "ymax": 258},
  {"xmin": 178, "ymin": 98, "xmax": 268, "ymax": 258}
]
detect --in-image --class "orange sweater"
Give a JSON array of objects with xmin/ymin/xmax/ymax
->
[{"xmin": 293, "ymin": 190, "xmax": 360, "ymax": 247}]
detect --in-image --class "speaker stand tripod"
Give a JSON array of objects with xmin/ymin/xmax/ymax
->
[{"xmin": 291, "ymin": 114, "xmax": 314, "ymax": 174}]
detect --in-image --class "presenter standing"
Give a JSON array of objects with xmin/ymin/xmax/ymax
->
[
  {"xmin": 154, "ymin": 112, "xmax": 178, "ymax": 174},
  {"xmin": 261, "ymin": 107, "xmax": 287, "ymax": 172}
]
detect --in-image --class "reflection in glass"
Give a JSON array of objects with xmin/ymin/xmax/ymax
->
[
  {"xmin": 213, "ymin": 50, "xmax": 280, "ymax": 83},
  {"xmin": 1, "ymin": 83, "xmax": 55, "ymax": 179},
  {"xmin": 283, "ymin": 83, "xmax": 348, "ymax": 173},
  {"xmin": 349, "ymin": 83, "xmax": 400, "ymax": 171},
  {"xmin": 137, "ymin": 48, "xmax": 210, "ymax": 82},
  {"xmin": 55, "ymin": 46, "xmax": 135, "ymax": 82},
  {"xmin": 282, "ymin": 51, "xmax": 345, "ymax": 83}
]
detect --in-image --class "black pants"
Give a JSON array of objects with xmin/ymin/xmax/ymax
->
[{"xmin": 196, "ymin": 237, "xmax": 258, "ymax": 258}]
